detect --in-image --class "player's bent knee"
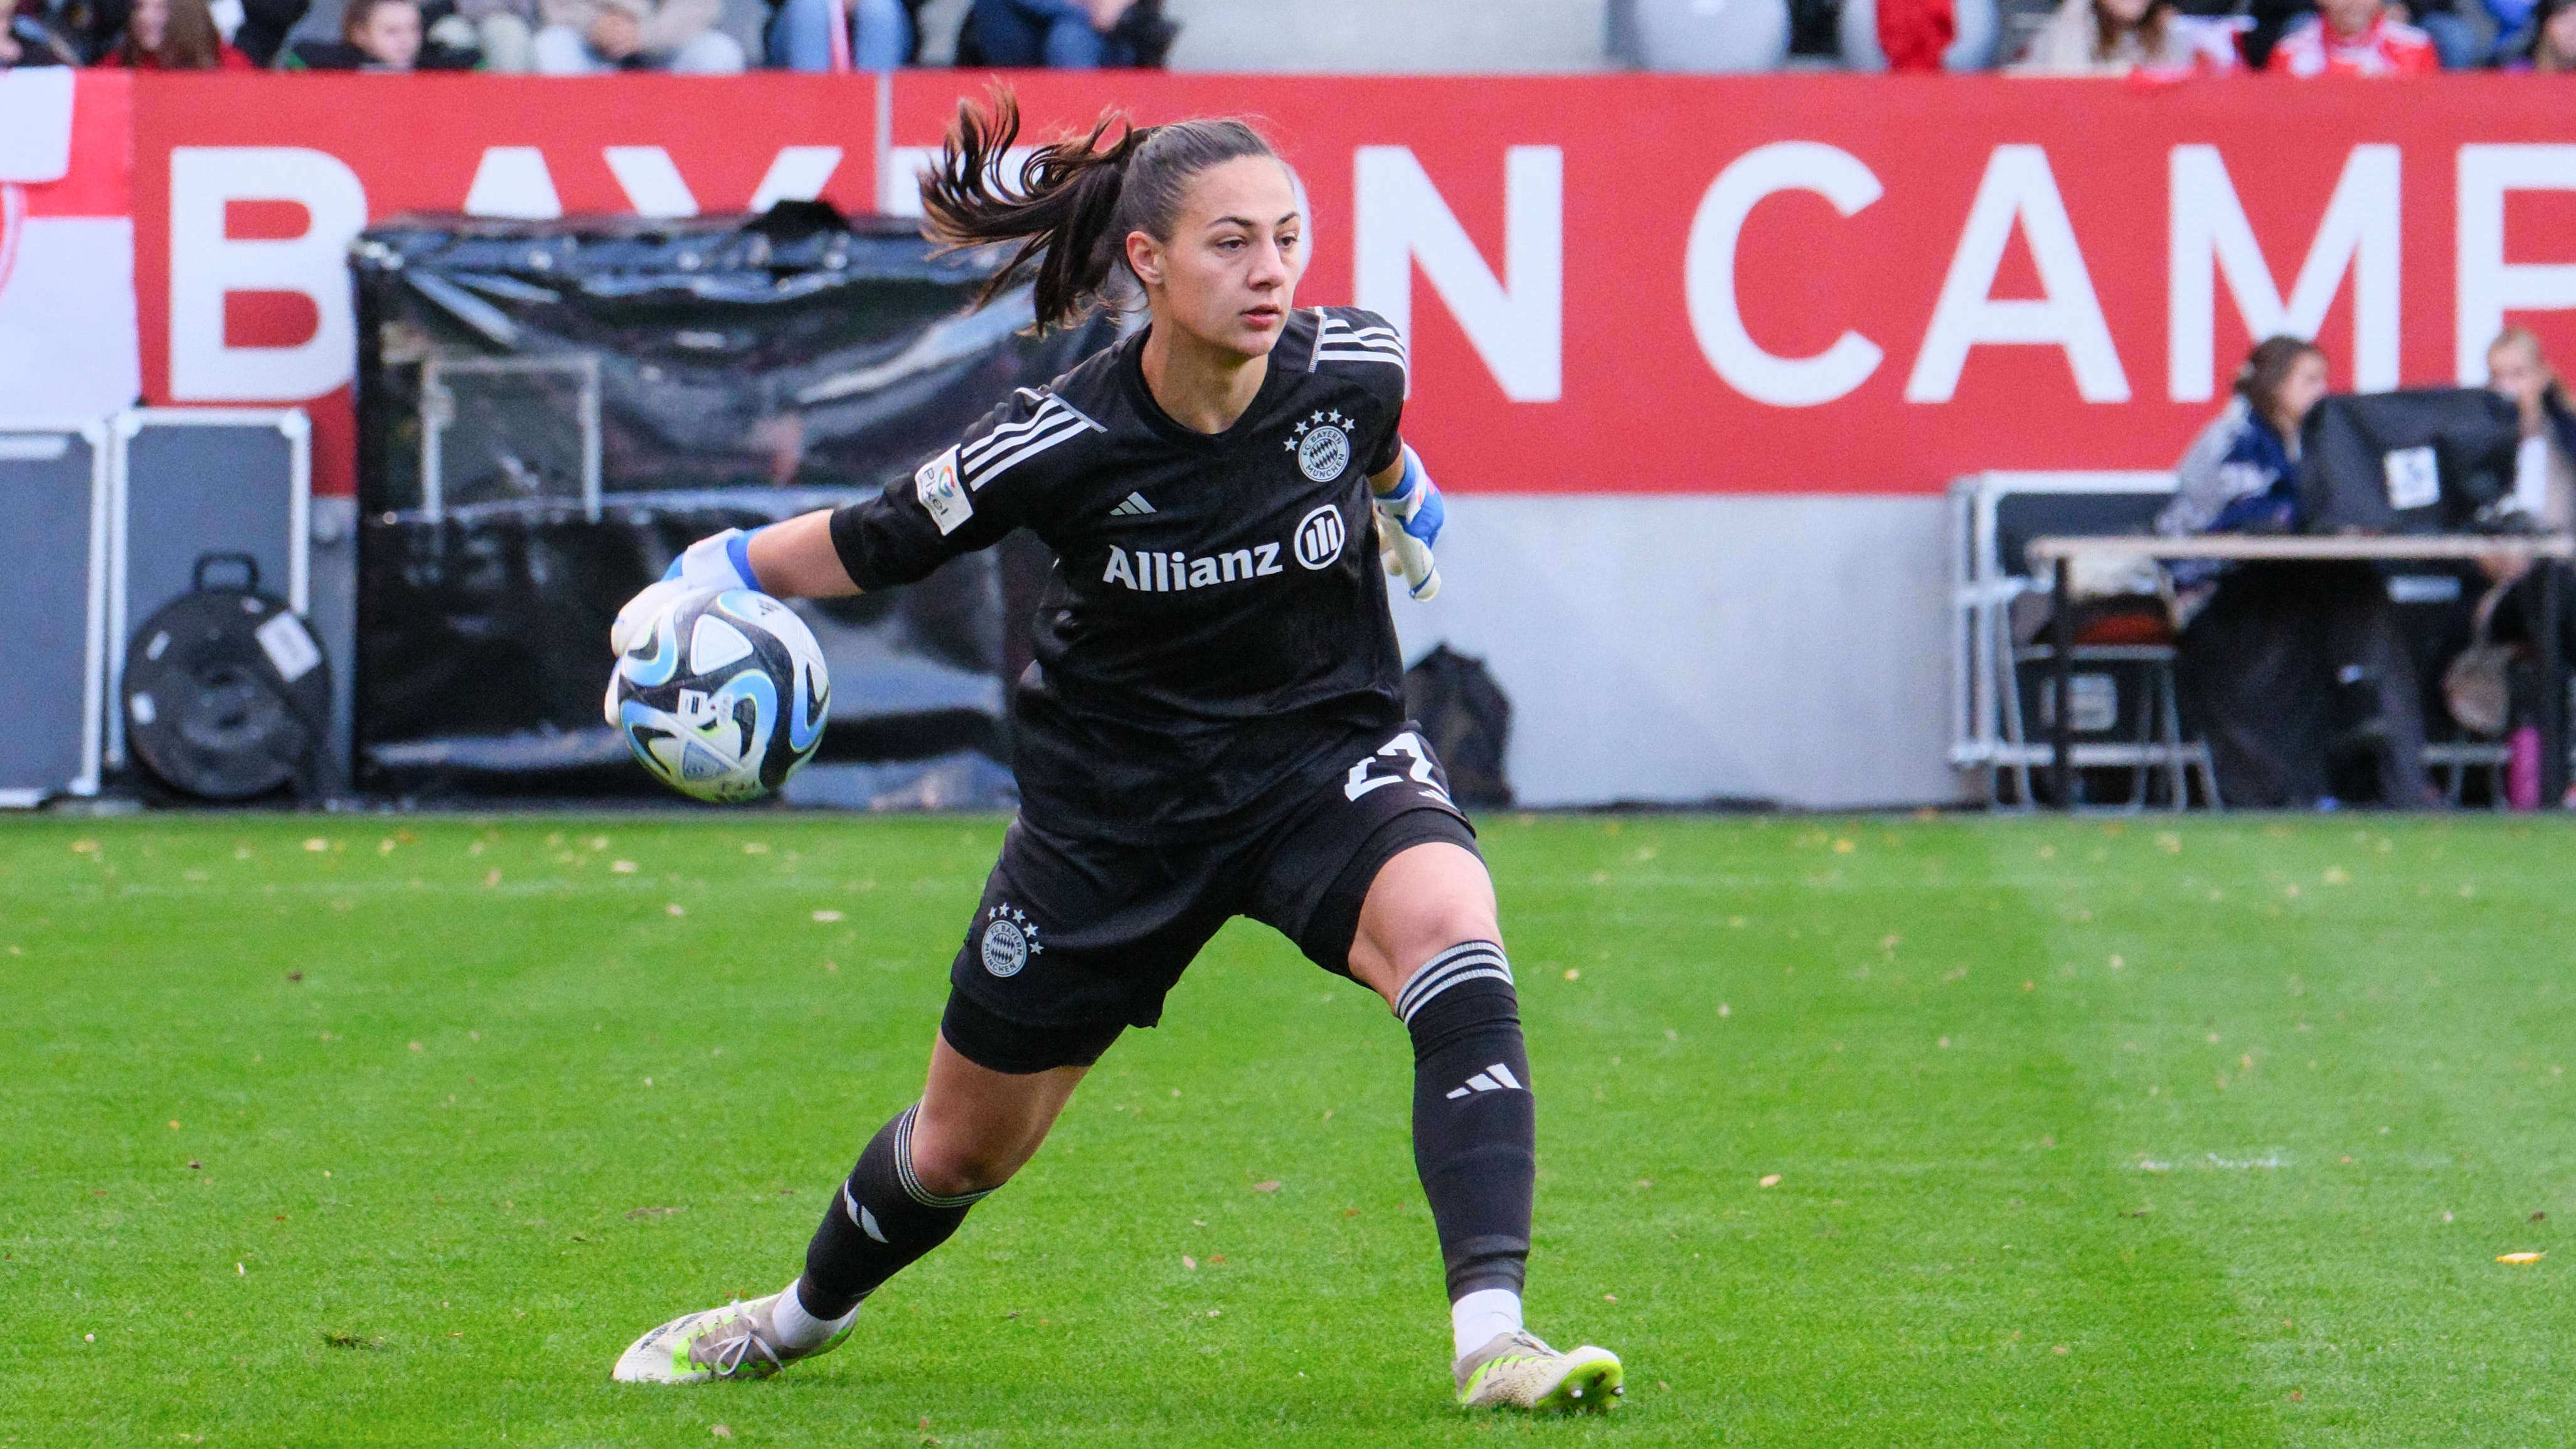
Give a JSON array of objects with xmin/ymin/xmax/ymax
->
[{"xmin": 1353, "ymin": 843, "xmax": 1499, "ymax": 998}]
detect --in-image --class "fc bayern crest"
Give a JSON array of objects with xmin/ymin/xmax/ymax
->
[
  {"xmin": 981, "ymin": 904, "xmax": 1041, "ymax": 977},
  {"xmin": 1291, "ymin": 410, "xmax": 1353, "ymax": 483}
]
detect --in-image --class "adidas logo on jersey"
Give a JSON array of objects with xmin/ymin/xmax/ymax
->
[
  {"xmin": 1445, "ymin": 1062, "xmax": 1523, "ymax": 1099},
  {"xmin": 1103, "ymin": 541, "xmax": 1285, "ymax": 592},
  {"xmin": 1107, "ymin": 492, "xmax": 1156, "ymax": 518}
]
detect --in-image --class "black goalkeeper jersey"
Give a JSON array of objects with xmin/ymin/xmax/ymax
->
[{"xmin": 829, "ymin": 305, "xmax": 1413, "ymax": 843}]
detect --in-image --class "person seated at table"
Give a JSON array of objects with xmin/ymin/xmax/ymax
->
[
  {"xmin": 2462, "ymin": 328, "xmax": 2576, "ymax": 803},
  {"xmin": 2159, "ymin": 336, "xmax": 2436, "ymax": 808}
]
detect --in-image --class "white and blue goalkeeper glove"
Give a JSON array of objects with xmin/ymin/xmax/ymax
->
[
  {"xmin": 1373, "ymin": 444, "xmax": 1444, "ymax": 601},
  {"xmin": 604, "ymin": 528, "xmax": 765, "ymax": 723}
]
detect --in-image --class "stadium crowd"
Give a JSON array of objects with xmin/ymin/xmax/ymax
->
[
  {"xmin": 0, "ymin": 0, "xmax": 2568, "ymax": 72},
  {"xmin": 0, "ymin": 0, "xmax": 1177, "ymax": 72}
]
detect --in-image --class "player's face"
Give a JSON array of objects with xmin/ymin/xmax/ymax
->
[
  {"xmin": 132, "ymin": 0, "xmax": 168, "ymax": 48},
  {"xmin": 1130, "ymin": 156, "xmax": 1306, "ymax": 362},
  {"xmin": 2318, "ymin": 0, "xmax": 2377, "ymax": 35}
]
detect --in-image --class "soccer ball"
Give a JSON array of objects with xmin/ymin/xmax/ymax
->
[{"xmin": 609, "ymin": 588, "xmax": 829, "ymax": 803}]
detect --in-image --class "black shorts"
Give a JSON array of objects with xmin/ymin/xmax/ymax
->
[{"xmin": 937, "ymin": 722, "xmax": 1479, "ymax": 1075}]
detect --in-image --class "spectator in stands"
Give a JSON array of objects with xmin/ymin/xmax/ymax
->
[
  {"xmin": 100, "ymin": 0, "xmax": 254, "ymax": 65},
  {"xmin": 84, "ymin": 0, "xmax": 301, "ymax": 63},
  {"xmin": 961, "ymin": 0, "xmax": 1173, "ymax": 67},
  {"xmin": 2008, "ymin": 0, "xmax": 2243, "ymax": 72},
  {"xmin": 765, "ymin": 0, "xmax": 908, "ymax": 69},
  {"xmin": 287, "ymin": 0, "xmax": 484, "ymax": 67},
  {"xmin": 531, "ymin": 0, "xmax": 742, "ymax": 71},
  {"xmin": 2506, "ymin": 0, "xmax": 2576, "ymax": 65},
  {"xmin": 442, "ymin": 0, "xmax": 536, "ymax": 70},
  {"xmin": 2010, "ymin": 0, "xmax": 2176, "ymax": 70},
  {"xmin": 2164, "ymin": 336, "xmax": 2437, "ymax": 807},
  {"xmin": 2385, "ymin": 0, "xmax": 2496, "ymax": 67},
  {"xmin": 2265, "ymin": 0, "xmax": 2439, "ymax": 72},
  {"xmin": 1, "ymin": 0, "xmax": 82, "ymax": 62}
]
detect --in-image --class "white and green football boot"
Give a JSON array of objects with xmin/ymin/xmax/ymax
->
[
  {"xmin": 1454, "ymin": 1330, "xmax": 1623, "ymax": 1413},
  {"xmin": 610, "ymin": 1290, "xmax": 854, "ymax": 1384}
]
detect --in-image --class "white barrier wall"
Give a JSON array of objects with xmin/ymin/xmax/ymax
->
[{"xmin": 1392, "ymin": 495, "xmax": 1971, "ymax": 810}]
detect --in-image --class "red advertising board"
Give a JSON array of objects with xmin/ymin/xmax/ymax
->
[{"xmin": 117, "ymin": 73, "xmax": 2576, "ymax": 496}]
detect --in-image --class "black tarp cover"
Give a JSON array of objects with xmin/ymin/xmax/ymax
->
[{"xmin": 351, "ymin": 205, "xmax": 1117, "ymax": 798}]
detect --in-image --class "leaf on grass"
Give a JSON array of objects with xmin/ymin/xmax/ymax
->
[
  {"xmin": 1181, "ymin": 1255, "xmax": 1197, "ymax": 1270},
  {"xmin": 1252, "ymin": 1180, "xmax": 1280, "ymax": 1194},
  {"xmin": 2498, "ymin": 1251, "xmax": 2544, "ymax": 1264},
  {"xmin": 711, "ymin": 1426, "xmax": 732, "ymax": 1440},
  {"xmin": 2531, "ymin": 1211, "xmax": 2548, "ymax": 1222},
  {"xmin": 1759, "ymin": 1174, "xmax": 1782, "ymax": 1188},
  {"xmin": 319, "ymin": 1332, "xmax": 387, "ymax": 1350},
  {"xmin": 625, "ymin": 1206, "xmax": 685, "ymax": 1220}
]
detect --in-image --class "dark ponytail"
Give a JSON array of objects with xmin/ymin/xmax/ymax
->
[{"xmin": 920, "ymin": 87, "xmax": 1284, "ymax": 331}]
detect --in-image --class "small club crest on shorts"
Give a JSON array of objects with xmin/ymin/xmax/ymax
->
[
  {"xmin": 981, "ymin": 903, "xmax": 1042, "ymax": 978},
  {"xmin": 1289, "ymin": 411, "xmax": 1353, "ymax": 483}
]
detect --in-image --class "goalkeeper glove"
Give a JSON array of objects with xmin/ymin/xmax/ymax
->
[
  {"xmin": 604, "ymin": 528, "xmax": 765, "ymax": 725},
  {"xmin": 608, "ymin": 528, "xmax": 764, "ymax": 656},
  {"xmin": 1373, "ymin": 444, "xmax": 1444, "ymax": 601}
]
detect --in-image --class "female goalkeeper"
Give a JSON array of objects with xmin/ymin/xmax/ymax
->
[{"xmin": 608, "ymin": 90, "xmax": 1620, "ymax": 1414}]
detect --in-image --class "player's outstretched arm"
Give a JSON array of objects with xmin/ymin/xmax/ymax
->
[{"xmin": 746, "ymin": 510, "xmax": 863, "ymax": 599}]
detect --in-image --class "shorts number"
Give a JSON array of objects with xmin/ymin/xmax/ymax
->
[{"xmin": 1343, "ymin": 730, "xmax": 1452, "ymax": 805}]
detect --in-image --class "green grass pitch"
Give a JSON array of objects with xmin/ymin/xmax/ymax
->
[{"xmin": 6, "ymin": 811, "xmax": 2574, "ymax": 1446}]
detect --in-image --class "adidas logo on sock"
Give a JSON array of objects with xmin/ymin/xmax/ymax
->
[
  {"xmin": 1445, "ymin": 1062, "xmax": 1523, "ymax": 1099},
  {"xmin": 1107, "ymin": 492, "xmax": 1156, "ymax": 518}
]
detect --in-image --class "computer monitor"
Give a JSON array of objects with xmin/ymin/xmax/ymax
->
[{"xmin": 2296, "ymin": 388, "xmax": 2520, "ymax": 535}]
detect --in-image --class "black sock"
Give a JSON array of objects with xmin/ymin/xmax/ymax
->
[
  {"xmin": 796, "ymin": 1103, "xmax": 992, "ymax": 1320},
  {"xmin": 1400, "ymin": 942, "xmax": 1534, "ymax": 1301}
]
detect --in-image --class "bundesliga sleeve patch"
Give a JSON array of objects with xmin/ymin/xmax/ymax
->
[{"xmin": 914, "ymin": 447, "xmax": 972, "ymax": 535}]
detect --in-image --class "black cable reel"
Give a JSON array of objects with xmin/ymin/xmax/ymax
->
[{"xmin": 122, "ymin": 553, "xmax": 333, "ymax": 801}]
